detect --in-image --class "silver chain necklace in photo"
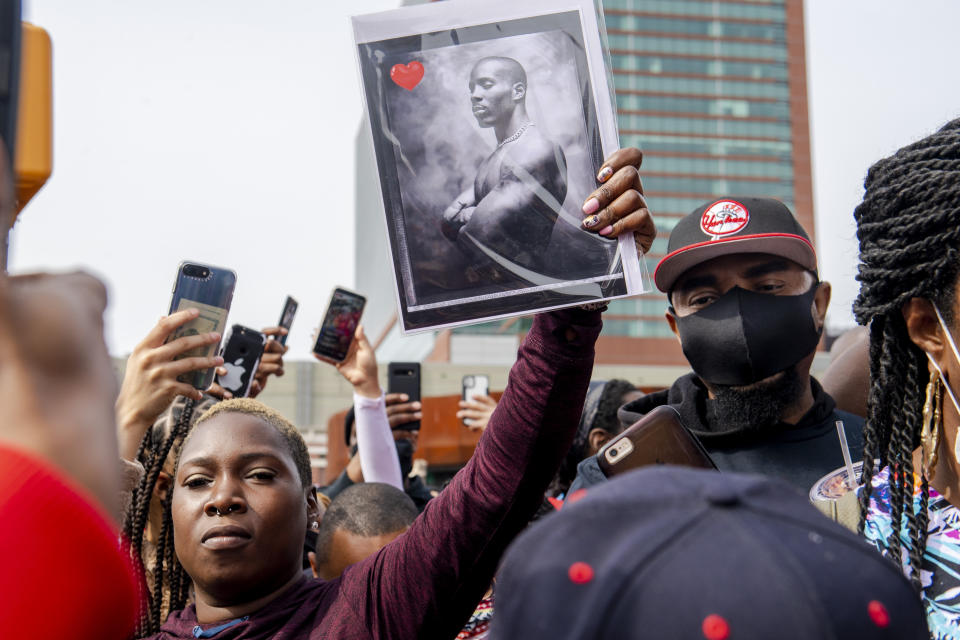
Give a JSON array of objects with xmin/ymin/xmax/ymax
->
[{"xmin": 497, "ymin": 122, "xmax": 533, "ymax": 149}]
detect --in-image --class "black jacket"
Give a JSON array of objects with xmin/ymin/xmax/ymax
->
[{"xmin": 569, "ymin": 373, "xmax": 865, "ymax": 495}]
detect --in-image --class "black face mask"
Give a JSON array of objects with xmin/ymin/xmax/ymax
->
[{"xmin": 672, "ymin": 285, "xmax": 822, "ymax": 386}]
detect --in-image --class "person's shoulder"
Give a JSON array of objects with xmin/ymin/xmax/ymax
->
[
  {"xmin": 567, "ymin": 454, "xmax": 608, "ymax": 495},
  {"xmin": 511, "ymin": 129, "xmax": 563, "ymax": 165},
  {"xmin": 525, "ymin": 128, "xmax": 562, "ymax": 154}
]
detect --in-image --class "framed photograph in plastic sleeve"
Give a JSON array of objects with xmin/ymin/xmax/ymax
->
[{"xmin": 353, "ymin": 0, "xmax": 649, "ymax": 333}]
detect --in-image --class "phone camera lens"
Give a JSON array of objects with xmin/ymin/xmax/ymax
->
[
  {"xmin": 610, "ymin": 448, "xmax": 619, "ymax": 458},
  {"xmin": 184, "ymin": 265, "xmax": 211, "ymax": 279}
]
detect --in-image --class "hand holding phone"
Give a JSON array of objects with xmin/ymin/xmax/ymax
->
[
  {"xmin": 248, "ymin": 325, "xmax": 289, "ymax": 398},
  {"xmin": 388, "ymin": 363, "xmax": 421, "ymax": 431},
  {"xmin": 327, "ymin": 324, "xmax": 381, "ymax": 399},
  {"xmin": 598, "ymin": 406, "xmax": 716, "ymax": 478},
  {"xmin": 115, "ymin": 309, "xmax": 224, "ymax": 458},
  {"xmin": 460, "ymin": 374, "xmax": 495, "ymax": 429},
  {"xmin": 462, "ymin": 374, "xmax": 490, "ymax": 403},
  {"xmin": 166, "ymin": 262, "xmax": 236, "ymax": 390},
  {"xmin": 312, "ymin": 287, "xmax": 366, "ymax": 364},
  {"xmin": 385, "ymin": 393, "xmax": 423, "ymax": 429}
]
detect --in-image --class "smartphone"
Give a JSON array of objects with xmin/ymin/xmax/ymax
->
[
  {"xmin": 388, "ymin": 362, "xmax": 421, "ymax": 431},
  {"xmin": 597, "ymin": 406, "xmax": 717, "ymax": 478},
  {"xmin": 216, "ymin": 325, "xmax": 266, "ymax": 398},
  {"xmin": 461, "ymin": 374, "xmax": 489, "ymax": 426},
  {"xmin": 312, "ymin": 287, "xmax": 366, "ymax": 364},
  {"xmin": 276, "ymin": 295, "xmax": 298, "ymax": 346},
  {"xmin": 167, "ymin": 261, "xmax": 237, "ymax": 390}
]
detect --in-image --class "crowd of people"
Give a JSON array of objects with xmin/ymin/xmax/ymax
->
[{"xmin": 2, "ymin": 117, "xmax": 960, "ymax": 639}]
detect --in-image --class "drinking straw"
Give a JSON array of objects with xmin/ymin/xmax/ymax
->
[{"xmin": 836, "ymin": 420, "xmax": 858, "ymax": 491}]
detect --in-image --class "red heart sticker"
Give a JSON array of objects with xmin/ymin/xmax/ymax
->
[{"xmin": 391, "ymin": 61, "xmax": 424, "ymax": 91}]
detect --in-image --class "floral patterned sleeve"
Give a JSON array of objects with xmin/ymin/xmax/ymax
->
[{"xmin": 862, "ymin": 467, "xmax": 960, "ymax": 639}]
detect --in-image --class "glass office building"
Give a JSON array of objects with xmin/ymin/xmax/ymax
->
[{"xmin": 598, "ymin": 0, "xmax": 813, "ymax": 365}]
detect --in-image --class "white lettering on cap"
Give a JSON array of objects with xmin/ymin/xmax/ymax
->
[{"xmin": 700, "ymin": 200, "xmax": 749, "ymax": 240}]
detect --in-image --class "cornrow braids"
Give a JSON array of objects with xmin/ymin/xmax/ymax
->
[{"xmin": 853, "ymin": 117, "xmax": 960, "ymax": 591}]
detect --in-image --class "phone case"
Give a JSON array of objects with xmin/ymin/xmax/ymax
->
[
  {"xmin": 597, "ymin": 405, "xmax": 717, "ymax": 478},
  {"xmin": 216, "ymin": 325, "xmax": 266, "ymax": 398},
  {"xmin": 388, "ymin": 362, "xmax": 421, "ymax": 431},
  {"xmin": 462, "ymin": 374, "xmax": 490, "ymax": 401},
  {"xmin": 461, "ymin": 374, "xmax": 490, "ymax": 426},
  {"xmin": 167, "ymin": 261, "xmax": 237, "ymax": 390},
  {"xmin": 313, "ymin": 287, "xmax": 366, "ymax": 363},
  {"xmin": 277, "ymin": 296, "xmax": 298, "ymax": 347}
]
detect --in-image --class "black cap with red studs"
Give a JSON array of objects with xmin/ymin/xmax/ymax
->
[{"xmin": 491, "ymin": 466, "xmax": 928, "ymax": 639}]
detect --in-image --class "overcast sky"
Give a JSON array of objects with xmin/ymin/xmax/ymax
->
[{"xmin": 12, "ymin": 0, "xmax": 960, "ymax": 357}]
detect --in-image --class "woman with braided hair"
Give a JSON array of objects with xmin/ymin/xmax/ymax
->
[
  {"xmin": 131, "ymin": 308, "xmax": 607, "ymax": 640},
  {"xmin": 123, "ymin": 393, "xmax": 217, "ymax": 635},
  {"xmin": 118, "ymin": 305, "xmax": 300, "ymax": 634},
  {"xmin": 855, "ymin": 117, "xmax": 960, "ymax": 637}
]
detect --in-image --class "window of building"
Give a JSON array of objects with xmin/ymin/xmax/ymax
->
[{"xmin": 614, "ymin": 74, "xmax": 790, "ymax": 99}]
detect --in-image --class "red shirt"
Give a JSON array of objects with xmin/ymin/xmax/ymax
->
[{"xmin": 0, "ymin": 445, "xmax": 139, "ymax": 639}]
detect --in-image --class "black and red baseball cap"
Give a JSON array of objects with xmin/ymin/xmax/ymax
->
[
  {"xmin": 490, "ymin": 467, "xmax": 928, "ymax": 640},
  {"xmin": 654, "ymin": 197, "xmax": 818, "ymax": 293}
]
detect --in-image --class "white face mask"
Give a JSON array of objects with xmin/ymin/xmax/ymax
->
[{"xmin": 927, "ymin": 305, "xmax": 960, "ymax": 463}]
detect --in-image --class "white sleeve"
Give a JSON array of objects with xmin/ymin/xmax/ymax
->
[{"xmin": 353, "ymin": 392, "xmax": 404, "ymax": 490}]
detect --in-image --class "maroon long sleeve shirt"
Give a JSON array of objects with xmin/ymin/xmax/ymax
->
[{"xmin": 152, "ymin": 308, "xmax": 601, "ymax": 640}]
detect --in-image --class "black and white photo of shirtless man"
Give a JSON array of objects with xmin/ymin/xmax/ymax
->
[{"xmin": 440, "ymin": 57, "xmax": 567, "ymax": 276}]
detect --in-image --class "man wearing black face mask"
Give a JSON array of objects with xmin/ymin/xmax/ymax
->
[{"xmin": 569, "ymin": 197, "xmax": 864, "ymax": 493}]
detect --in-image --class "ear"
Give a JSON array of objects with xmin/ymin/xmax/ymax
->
[
  {"xmin": 665, "ymin": 309, "xmax": 681, "ymax": 343},
  {"xmin": 306, "ymin": 486, "xmax": 321, "ymax": 527},
  {"xmin": 512, "ymin": 83, "xmax": 526, "ymax": 101},
  {"xmin": 903, "ymin": 297, "xmax": 946, "ymax": 364},
  {"xmin": 812, "ymin": 281, "xmax": 831, "ymax": 331},
  {"xmin": 587, "ymin": 428, "xmax": 613, "ymax": 455},
  {"xmin": 153, "ymin": 471, "xmax": 172, "ymax": 502},
  {"xmin": 307, "ymin": 551, "xmax": 320, "ymax": 579}
]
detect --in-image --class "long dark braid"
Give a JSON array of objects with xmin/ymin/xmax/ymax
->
[
  {"xmin": 123, "ymin": 396, "xmax": 200, "ymax": 637},
  {"xmin": 853, "ymin": 117, "xmax": 960, "ymax": 591}
]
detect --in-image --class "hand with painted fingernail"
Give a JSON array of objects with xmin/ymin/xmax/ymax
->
[{"xmin": 581, "ymin": 147, "xmax": 656, "ymax": 255}]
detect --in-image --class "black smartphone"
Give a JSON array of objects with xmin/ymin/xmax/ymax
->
[
  {"xmin": 312, "ymin": 287, "xmax": 366, "ymax": 364},
  {"xmin": 216, "ymin": 324, "xmax": 266, "ymax": 398},
  {"xmin": 167, "ymin": 261, "xmax": 237, "ymax": 390},
  {"xmin": 276, "ymin": 295, "xmax": 298, "ymax": 346},
  {"xmin": 388, "ymin": 362, "xmax": 421, "ymax": 431},
  {"xmin": 461, "ymin": 374, "xmax": 490, "ymax": 426},
  {"xmin": 597, "ymin": 405, "xmax": 717, "ymax": 478}
]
